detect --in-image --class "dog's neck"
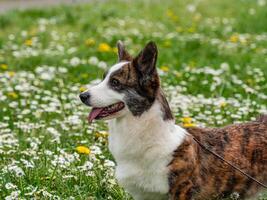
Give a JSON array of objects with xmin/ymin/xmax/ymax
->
[
  {"xmin": 156, "ymin": 89, "xmax": 174, "ymax": 121},
  {"xmin": 108, "ymin": 92, "xmax": 187, "ymax": 162}
]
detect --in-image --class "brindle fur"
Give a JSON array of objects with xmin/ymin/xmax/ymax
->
[{"xmin": 169, "ymin": 115, "xmax": 267, "ymax": 200}]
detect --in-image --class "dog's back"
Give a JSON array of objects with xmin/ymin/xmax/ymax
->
[{"xmin": 169, "ymin": 116, "xmax": 267, "ymax": 200}]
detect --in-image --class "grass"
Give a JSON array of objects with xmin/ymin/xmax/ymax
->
[{"xmin": 0, "ymin": 0, "xmax": 266, "ymax": 199}]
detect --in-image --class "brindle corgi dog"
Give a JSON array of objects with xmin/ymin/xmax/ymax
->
[{"xmin": 80, "ymin": 41, "xmax": 267, "ymax": 200}]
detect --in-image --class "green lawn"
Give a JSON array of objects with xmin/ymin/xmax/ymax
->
[{"xmin": 0, "ymin": 0, "xmax": 267, "ymax": 199}]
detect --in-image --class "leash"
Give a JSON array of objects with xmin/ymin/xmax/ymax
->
[{"xmin": 193, "ymin": 137, "xmax": 267, "ymax": 189}]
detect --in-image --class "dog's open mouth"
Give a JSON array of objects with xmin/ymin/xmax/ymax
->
[{"xmin": 88, "ymin": 102, "xmax": 125, "ymax": 123}]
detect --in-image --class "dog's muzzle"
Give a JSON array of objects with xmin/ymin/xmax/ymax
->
[{"xmin": 79, "ymin": 92, "xmax": 91, "ymax": 106}]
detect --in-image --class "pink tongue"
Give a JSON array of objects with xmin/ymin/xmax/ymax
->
[{"xmin": 88, "ymin": 107, "xmax": 104, "ymax": 123}]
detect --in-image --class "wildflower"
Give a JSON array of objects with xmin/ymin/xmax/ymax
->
[
  {"xmin": 7, "ymin": 71, "xmax": 15, "ymax": 77},
  {"xmin": 5, "ymin": 190, "xmax": 21, "ymax": 200},
  {"xmin": 219, "ymin": 102, "xmax": 227, "ymax": 108},
  {"xmin": 76, "ymin": 146, "xmax": 91, "ymax": 155},
  {"xmin": 70, "ymin": 57, "xmax": 80, "ymax": 67},
  {"xmin": 181, "ymin": 117, "xmax": 193, "ymax": 124},
  {"xmin": 0, "ymin": 64, "xmax": 8, "ymax": 70},
  {"xmin": 79, "ymin": 86, "xmax": 87, "ymax": 93},
  {"xmin": 187, "ymin": 4, "xmax": 196, "ymax": 12},
  {"xmin": 98, "ymin": 43, "xmax": 112, "ymax": 52},
  {"xmin": 104, "ymin": 160, "xmax": 115, "ymax": 167},
  {"xmin": 181, "ymin": 117, "xmax": 197, "ymax": 127},
  {"xmin": 98, "ymin": 61, "xmax": 107, "ymax": 69},
  {"xmin": 24, "ymin": 39, "xmax": 33, "ymax": 46},
  {"xmin": 95, "ymin": 131, "xmax": 109, "ymax": 139},
  {"xmin": 174, "ymin": 71, "xmax": 182, "ymax": 78},
  {"xmin": 78, "ymin": 161, "xmax": 93, "ymax": 171},
  {"xmin": 230, "ymin": 34, "xmax": 239, "ymax": 43},
  {"xmin": 183, "ymin": 123, "xmax": 197, "ymax": 128},
  {"xmin": 88, "ymin": 56, "xmax": 99, "ymax": 65},
  {"xmin": 8, "ymin": 165, "xmax": 25, "ymax": 177},
  {"xmin": 85, "ymin": 38, "xmax": 95, "ymax": 46},
  {"xmin": 7, "ymin": 92, "xmax": 18, "ymax": 99},
  {"xmin": 258, "ymin": 0, "xmax": 266, "ymax": 6},
  {"xmin": 160, "ymin": 66, "xmax": 169, "ymax": 72},
  {"xmin": 5, "ymin": 183, "xmax": 17, "ymax": 190}
]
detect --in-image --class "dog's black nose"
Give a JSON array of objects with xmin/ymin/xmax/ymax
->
[{"xmin": 79, "ymin": 92, "xmax": 91, "ymax": 105}]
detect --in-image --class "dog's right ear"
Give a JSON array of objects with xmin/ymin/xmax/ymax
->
[
  {"xmin": 133, "ymin": 41, "xmax": 158, "ymax": 77},
  {"xmin": 117, "ymin": 41, "xmax": 132, "ymax": 61}
]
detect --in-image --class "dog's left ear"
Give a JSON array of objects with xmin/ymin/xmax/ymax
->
[
  {"xmin": 133, "ymin": 41, "xmax": 158, "ymax": 77},
  {"xmin": 117, "ymin": 40, "xmax": 132, "ymax": 61},
  {"xmin": 134, "ymin": 41, "xmax": 160, "ymax": 100}
]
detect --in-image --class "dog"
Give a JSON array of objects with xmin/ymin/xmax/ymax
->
[{"xmin": 79, "ymin": 41, "xmax": 267, "ymax": 200}]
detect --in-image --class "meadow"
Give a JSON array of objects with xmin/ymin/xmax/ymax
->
[{"xmin": 0, "ymin": 0, "xmax": 267, "ymax": 199}]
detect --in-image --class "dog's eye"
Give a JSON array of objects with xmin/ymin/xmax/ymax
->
[{"xmin": 110, "ymin": 78, "xmax": 120, "ymax": 87}]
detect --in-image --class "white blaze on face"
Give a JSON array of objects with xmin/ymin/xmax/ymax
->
[{"xmin": 89, "ymin": 61, "xmax": 129, "ymax": 107}]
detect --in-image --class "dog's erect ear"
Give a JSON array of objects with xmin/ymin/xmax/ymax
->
[
  {"xmin": 117, "ymin": 40, "xmax": 132, "ymax": 61},
  {"xmin": 133, "ymin": 41, "xmax": 158, "ymax": 76},
  {"xmin": 133, "ymin": 41, "xmax": 160, "ymax": 100}
]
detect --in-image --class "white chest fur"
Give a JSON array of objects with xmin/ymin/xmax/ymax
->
[{"xmin": 108, "ymin": 102, "xmax": 187, "ymax": 200}]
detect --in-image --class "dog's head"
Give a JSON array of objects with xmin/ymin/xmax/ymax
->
[{"xmin": 80, "ymin": 41, "xmax": 161, "ymax": 122}]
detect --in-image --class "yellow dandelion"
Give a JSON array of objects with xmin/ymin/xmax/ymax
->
[
  {"xmin": 0, "ymin": 64, "xmax": 8, "ymax": 70},
  {"xmin": 24, "ymin": 39, "xmax": 33, "ymax": 46},
  {"xmin": 182, "ymin": 117, "xmax": 197, "ymax": 127},
  {"xmin": 7, "ymin": 71, "xmax": 15, "ymax": 77},
  {"xmin": 7, "ymin": 92, "xmax": 18, "ymax": 99},
  {"xmin": 181, "ymin": 117, "xmax": 193, "ymax": 124},
  {"xmin": 76, "ymin": 146, "xmax": 91, "ymax": 155},
  {"xmin": 229, "ymin": 34, "xmax": 239, "ymax": 43},
  {"xmin": 85, "ymin": 38, "xmax": 95, "ymax": 46},
  {"xmin": 98, "ymin": 43, "xmax": 112, "ymax": 52},
  {"xmin": 160, "ymin": 66, "xmax": 169, "ymax": 72},
  {"xmin": 79, "ymin": 86, "xmax": 87, "ymax": 93},
  {"xmin": 183, "ymin": 123, "xmax": 197, "ymax": 128}
]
